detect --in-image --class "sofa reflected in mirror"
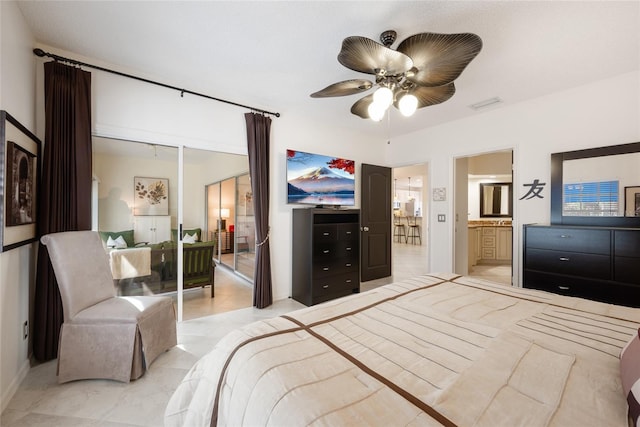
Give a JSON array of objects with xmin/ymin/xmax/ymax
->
[{"xmin": 98, "ymin": 229, "xmax": 217, "ymax": 297}]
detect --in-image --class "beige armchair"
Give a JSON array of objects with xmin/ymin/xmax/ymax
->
[{"xmin": 41, "ymin": 231, "xmax": 177, "ymax": 383}]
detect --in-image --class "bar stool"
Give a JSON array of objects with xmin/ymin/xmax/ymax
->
[
  {"xmin": 393, "ymin": 217, "xmax": 407, "ymax": 243},
  {"xmin": 406, "ymin": 216, "xmax": 421, "ymax": 245}
]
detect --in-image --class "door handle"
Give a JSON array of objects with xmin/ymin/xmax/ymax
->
[{"xmin": 361, "ymin": 226, "xmax": 369, "ymax": 232}]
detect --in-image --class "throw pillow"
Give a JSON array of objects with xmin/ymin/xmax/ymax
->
[
  {"xmin": 99, "ymin": 229, "xmax": 135, "ymax": 247},
  {"xmin": 106, "ymin": 235, "xmax": 128, "ymax": 249},
  {"xmin": 114, "ymin": 235, "xmax": 127, "ymax": 248},
  {"xmin": 183, "ymin": 233, "xmax": 196, "ymax": 244}
]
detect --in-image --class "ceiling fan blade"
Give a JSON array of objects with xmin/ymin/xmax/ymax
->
[
  {"xmin": 397, "ymin": 33, "xmax": 482, "ymax": 87},
  {"xmin": 394, "ymin": 82, "xmax": 456, "ymax": 110},
  {"xmin": 350, "ymin": 94, "xmax": 374, "ymax": 119},
  {"xmin": 310, "ymin": 79, "xmax": 373, "ymax": 98},
  {"xmin": 338, "ymin": 36, "xmax": 413, "ymax": 76}
]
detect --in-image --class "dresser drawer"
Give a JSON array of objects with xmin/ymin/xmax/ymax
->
[
  {"xmin": 615, "ymin": 257, "xmax": 640, "ymax": 285},
  {"xmin": 312, "ymin": 257, "xmax": 358, "ymax": 279},
  {"xmin": 525, "ymin": 227, "xmax": 610, "ymax": 255},
  {"xmin": 313, "ymin": 224, "xmax": 338, "ymax": 242},
  {"xmin": 524, "ymin": 270, "xmax": 640, "ymax": 308},
  {"xmin": 313, "ymin": 272, "xmax": 359, "ymax": 297},
  {"xmin": 525, "ymin": 248, "xmax": 610, "ymax": 279},
  {"xmin": 615, "ymin": 230, "xmax": 640, "ymax": 257},
  {"xmin": 524, "ymin": 270, "xmax": 597, "ymax": 297},
  {"xmin": 313, "ymin": 241, "xmax": 357, "ymax": 259},
  {"xmin": 338, "ymin": 223, "xmax": 359, "ymax": 241}
]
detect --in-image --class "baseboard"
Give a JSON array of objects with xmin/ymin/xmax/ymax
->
[{"xmin": 1, "ymin": 358, "xmax": 30, "ymax": 413}]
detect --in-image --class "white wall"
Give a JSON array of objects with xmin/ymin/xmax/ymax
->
[
  {"xmin": 386, "ymin": 71, "xmax": 640, "ymax": 285},
  {"xmin": 94, "ymin": 151, "xmax": 178, "ymax": 231},
  {"xmin": 0, "ymin": 0, "xmax": 37, "ymax": 411}
]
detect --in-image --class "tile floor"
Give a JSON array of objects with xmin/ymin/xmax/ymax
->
[
  {"xmin": 469, "ymin": 263, "xmax": 513, "ymax": 285},
  {"xmin": 1, "ymin": 240, "xmax": 512, "ymax": 426},
  {"xmin": 1, "ymin": 298, "xmax": 305, "ymax": 427}
]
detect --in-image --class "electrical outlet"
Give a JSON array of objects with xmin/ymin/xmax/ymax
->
[
  {"xmin": 437, "ymin": 214, "xmax": 446, "ymax": 222},
  {"xmin": 23, "ymin": 321, "xmax": 28, "ymax": 340}
]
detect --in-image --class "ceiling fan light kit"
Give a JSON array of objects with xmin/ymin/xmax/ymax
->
[{"xmin": 311, "ymin": 29, "xmax": 482, "ymax": 121}]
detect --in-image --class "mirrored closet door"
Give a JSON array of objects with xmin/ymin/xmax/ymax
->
[
  {"xmin": 93, "ymin": 138, "xmax": 255, "ymax": 321},
  {"xmin": 93, "ymin": 137, "xmax": 179, "ymax": 300}
]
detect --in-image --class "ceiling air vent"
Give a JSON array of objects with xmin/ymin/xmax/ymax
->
[{"xmin": 469, "ymin": 97, "xmax": 503, "ymax": 111}]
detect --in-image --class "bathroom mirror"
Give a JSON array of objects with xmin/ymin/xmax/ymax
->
[
  {"xmin": 480, "ymin": 183, "xmax": 512, "ymax": 217},
  {"xmin": 551, "ymin": 141, "xmax": 640, "ymax": 226}
]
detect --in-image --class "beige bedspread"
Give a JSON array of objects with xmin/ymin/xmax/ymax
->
[{"xmin": 165, "ymin": 274, "xmax": 640, "ymax": 426}]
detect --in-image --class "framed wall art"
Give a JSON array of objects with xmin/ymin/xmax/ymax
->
[
  {"xmin": 624, "ymin": 186, "xmax": 640, "ymax": 217},
  {"xmin": 1, "ymin": 110, "xmax": 41, "ymax": 252},
  {"xmin": 133, "ymin": 177, "xmax": 169, "ymax": 215}
]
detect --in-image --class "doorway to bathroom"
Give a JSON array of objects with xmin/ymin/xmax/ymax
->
[{"xmin": 454, "ymin": 150, "xmax": 513, "ymax": 285}]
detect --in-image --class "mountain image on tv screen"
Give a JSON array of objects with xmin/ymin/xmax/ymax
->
[{"xmin": 286, "ymin": 149, "xmax": 355, "ymax": 206}]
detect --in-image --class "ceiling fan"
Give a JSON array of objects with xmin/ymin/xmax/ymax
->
[{"xmin": 310, "ymin": 30, "xmax": 482, "ymax": 121}]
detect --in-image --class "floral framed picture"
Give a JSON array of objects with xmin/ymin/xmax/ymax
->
[
  {"xmin": 133, "ymin": 177, "xmax": 169, "ymax": 216},
  {"xmin": 1, "ymin": 110, "xmax": 41, "ymax": 252}
]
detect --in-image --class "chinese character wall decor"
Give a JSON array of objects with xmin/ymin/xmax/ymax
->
[{"xmin": 520, "ymin": 179, "xmax": 546, "ymax": 200}]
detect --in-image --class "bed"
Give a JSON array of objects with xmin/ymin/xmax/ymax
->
[{"xmin": 165, "ymin": 273, "xmax": 640, "ymax": 426}]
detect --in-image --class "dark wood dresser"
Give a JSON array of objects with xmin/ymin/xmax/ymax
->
[
  {"xmin": 292, "ymin": 208, "xmax": 360, "ymax": 306},
  {"xmin": 523, "ymin": 224, "xmax": 640, "ymax": 307}
]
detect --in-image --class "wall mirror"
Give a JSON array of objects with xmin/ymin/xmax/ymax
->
[
  {"xmin": 550, "ymin": 141, "xmax": 640, "ymax": 226},
  {"xmin": 480, "ymin": 183, "xmax": 512, "ymax": 217}
]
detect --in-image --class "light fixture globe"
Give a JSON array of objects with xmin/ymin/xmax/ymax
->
[
  {"xmin": 309, "ymin": 29, "xmax": 482, "ymax": 121},
  {"xmin": 367, "ymin": 102, "xmax": 385, "ymax": 121},
  {"xmin": 398, "ymin": 93, "xmax": 418, "ymax": 116},
  {"xmin": 373, "ymin": 86, "xmax": 393, "ymax": 108}
]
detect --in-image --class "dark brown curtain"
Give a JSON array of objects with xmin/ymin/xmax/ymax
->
[
  {"xmin": 33, "ymin": 62, "xmax": 92, "ymax": 361},
  {"xmin": 245, "ymin": 113, "xmax": 273, "ymax": 309}
]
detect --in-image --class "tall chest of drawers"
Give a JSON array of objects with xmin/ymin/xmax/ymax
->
[
  {"xmin": 523, "ymin": 224, "xmax": 640, "ymax": 307},
  {"xmin": 292, "ymin": 208, "xmax": 360, "ymax": 306}
]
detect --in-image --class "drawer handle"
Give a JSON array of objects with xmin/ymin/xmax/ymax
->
[
  {"xmin": 323, "ymin": 267, "xmax": 330, "ymax": 271},
  {"xmin": 323, "ymin": 250, "xmax": 330, "ymax": 254},
  {"xmin": 558, "ymin": 285, "xmax": 570, "ymax": 290},
  {"xmin": 559, "ymin": 235, "xmax": 571, "ymax": 238},
  {"xmin": 345, "ymin": 263, "xmax": 352, "ymax": 267},
  {"xmin": 559, "ymin": 257, "xmax": 570, "ymax": 261},
  {"xmin": 346, "ymin": 247, "xmax": 352, "ymax": 251},
  {"xmin": 345, "ymin": 279, "xmax": 352, "ymax": 283},
  {"xmin": 346, "ymin": 231, "xmax": 352, "ymax": 235},
  {"xmin": 323, "ymin": 232, "xmax": 330, "ymax": 236},
  {"xmin": 322, "ymin": 285, "xmax": 329, "ymax": 289}
]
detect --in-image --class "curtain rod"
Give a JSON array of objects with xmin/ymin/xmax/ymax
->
[{"xmin": 33, "ymin": 48, "xmax": 280, "ymax": 118}]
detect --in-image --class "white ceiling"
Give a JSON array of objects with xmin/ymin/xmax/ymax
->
[{"xmin": 17, "ymin": 1, "xmax": 640, "ymax": 139}]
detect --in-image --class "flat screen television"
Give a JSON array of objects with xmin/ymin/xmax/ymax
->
[{"xmin": 286, "ymin": 149, "xmax": 355, "ymax": 207}]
